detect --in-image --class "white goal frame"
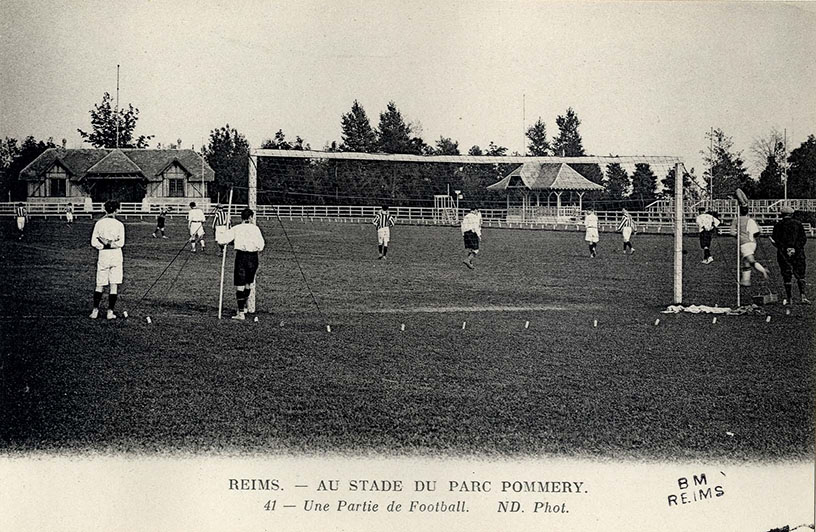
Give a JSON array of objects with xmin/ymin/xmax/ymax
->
[{"xmin": 248, "ymin": 149, "xmax": 686, "ymax": 312}]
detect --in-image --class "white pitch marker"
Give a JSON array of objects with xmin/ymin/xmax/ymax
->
[
  {"xmin": 326, "ymin": 324, "xmax": 332, "ymax": 333},
  {"xmin": 654, "ymin": 318, "xmax": 660, "ymax": 326},
  {"xmin": 146, "ymin": 316, "xmax": 152, "ymax": 324},
  {"xmin": 593, "ymin": 319, "xmax": 598, "ymax": 328},
  {"xmin": 254, "ymin": 316, "xmax": 259, "ymax": 322},
  {"xmin": 785, "ymin": 309, "xmax": 790, "ymax": 315},
  {"xmin": 712, "ymin": 317, "xmax": 717, "ymax": 324},
  {"xmin": 400, "ymin": 323, "xmax": 405, "ymax": 331},
  {"xmin": 766, "ymin": 316, "xmax": 771, "ymax": 323},
  {"xmin": 462, "ymin": 321, "xmax": 467, "ymax": 330},
  {"xmin": 524, "ymin": 320, "xmax": 529, "ymax": 329},
  {"xmin": 123, "ymin": 311, "xmax": 128, "ymax": 318}
]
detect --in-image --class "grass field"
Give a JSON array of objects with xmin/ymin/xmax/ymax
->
[{"xmin": 1, "ymin": 217, "xmax": 813, "ymax": 460}]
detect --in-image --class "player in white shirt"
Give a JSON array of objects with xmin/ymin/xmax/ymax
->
[
  {"xmin": 187, "ymin": 201, "xmax": 206, "ymax": 252},
  {"xmin": 65, "ymin": 205, "xmax": 74, "ymax": 226},
  {"xmin": 583, "ymin": 209, "xmax": 599, "ymax": 257},
  {"xmin": 90, "ymin": 200, "xmax": 126, "ymax": 320},
  {"xmin": 695, "ymin": 207, "xmax": 721, "ymax": 263},
  {"xmin": 222, "ymin": 208, "xmax": 266, "ymax": 320},
  {"xmin": 461, "ymin": 206, "xmax": 482, "ymax": 269},
  {"xmin": 738, "ymin": 205, "xmax": 769, "ymax": 286}
]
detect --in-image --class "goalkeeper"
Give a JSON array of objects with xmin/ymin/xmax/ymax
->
[{"xmin": 770, "ymin": 206, "xmax": 809, "ymax": 305}]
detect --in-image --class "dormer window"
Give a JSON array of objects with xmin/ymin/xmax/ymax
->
[
  {"xmin": 164, "ymin": 163, "xmax": 187, "ymax": 197},
  {"xmin": 46, "ymin": 163, "xmax": 69, "ymax": 197}
]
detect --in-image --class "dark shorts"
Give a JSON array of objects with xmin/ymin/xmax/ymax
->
[
  {"xmin": 699, "ymin": 229, "xmax": 713, "ymax": 248},
  {"xmin": 777, "ymin": 251, "xmax": 806, "ymax": 281},
  {"xmin": 234, "ymin": 250, "xmax": 259, "ymax": 286},
  {"xmin": 157, "ymin": 217, "xmax": 165, "ymax": 228},
  {"xmin": 463, "ymin": 231, "xmax": 480, "ymax": 251}
]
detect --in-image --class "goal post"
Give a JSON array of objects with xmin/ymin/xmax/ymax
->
[
  {"xmin": 248, "ymin": 149, "xmax": 687, "ymax": 309},
  {"xmin": 673, "ymin": 162, "xmax": 684, "ymax": 304}
]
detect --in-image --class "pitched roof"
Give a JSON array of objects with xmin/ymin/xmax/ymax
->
[
  {"xmin": 19, "ymin": 149, "xmax": 108, "ymax": 180},
  {"xmin": 19, "ymin": 148, "xmax": 215, "ymax": 182},
  {"xmin": 487, "ymin": 162, "xmax": 604, "ymax": 191},
  {"xmin": 124, "ymin": 149, "xmax": 214, "ymax": 182},
  {"xmin": 85, "ymin": 149, "xmax": 145, "ymax": 179}
]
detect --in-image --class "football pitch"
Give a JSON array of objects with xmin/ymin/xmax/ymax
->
[{"xmin": 1, "ymin": 217, "xmax": 813, "ymax": 460}]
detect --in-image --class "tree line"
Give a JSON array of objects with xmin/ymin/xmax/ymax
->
[{"xmin": 2, "ymin": 93, "xmax": 814, "ymax": 208}]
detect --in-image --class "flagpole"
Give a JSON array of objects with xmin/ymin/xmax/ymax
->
[
  {"xmin": 115, "ymin": 65, "xmax": 120, "ymax": 148},
  {"xmin": 218, "ymin": 188, "xmax": 234, "ymax": 319},
  {"xmin": 201, "ymin": 139, "xmax": 205, "ymax": 200}
]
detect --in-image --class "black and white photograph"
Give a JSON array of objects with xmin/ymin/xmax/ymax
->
[{"xmin": 1, "ymin": 1, "xmax": 814, "ymax": 531}]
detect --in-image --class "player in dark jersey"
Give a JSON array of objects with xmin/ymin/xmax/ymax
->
[
  {"xmin": 152, "ymin": 207, "xmax": 168, "ymax": 239},
  {"xmin": 770, "ymin": 206, "xmax": 809, "ymax": 305}
]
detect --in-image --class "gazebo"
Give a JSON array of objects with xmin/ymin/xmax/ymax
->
[{"xmin": 487, "ymin": 162, "xmax": 604, "ymax": 222}]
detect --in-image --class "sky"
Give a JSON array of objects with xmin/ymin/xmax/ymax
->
[{"xmin": 1, "ymin": 0, "xmax": 815, "ymax": 177}]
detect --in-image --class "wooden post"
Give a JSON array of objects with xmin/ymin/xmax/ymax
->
[
  {"xmin": 217, "ymin": 188, "xmax": 234, "ymax": 319},
  {"xmin": 247, "ymin": 154, "xmax": 257, "ymax": 313},
  {"xmin": 673, "ymin": 162, "xmax": 683, "ymax": 304}
]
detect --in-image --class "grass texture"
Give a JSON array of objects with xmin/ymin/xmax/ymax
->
[{"xmin": 1, "ymin": 218, "xmax": 813, "ymax": 460}]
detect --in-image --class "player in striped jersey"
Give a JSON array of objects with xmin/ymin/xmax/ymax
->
[
  {"xmin": 213, "ymin": 203, "xmax": 231, "ymax": 250},
  {"xmin": 372, "ymin": 206, "xmax": 396, "ymax": 259},
  {"xmin": 617, "ymin": 209, "xmax": 635, "ymax": 254},
  {"xmin": 15, "ymin": 203, "xmax": 28, "ymax": 240}
]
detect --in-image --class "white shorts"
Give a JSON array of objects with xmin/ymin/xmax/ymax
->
[
  {"xmin": 740, "ymin": 241, "xmax": 757, "ymax": 258},
  {"xmin": 377, "ymin": 227, "xmax": 391, "ymax": 245},
  {"xmin": 96, "ymin": 254, "xmax": 123, "ymax": 286},
  {"xmin": 585, "ymin": 228, "xmax": 599, "ymax": 243},
  {"xmin": 215, "ymin": 226, "xmax": 229, "ymax": 245},
  {"xmin": 189, "ymin": 223, "xmax": 205, "ymax": 238},
  {"xmin": 16, "ymin": 217, "xmax": 25, "ymax": 231},
  {"xmin": 66, "ymin": 213, "xmax": 73, "ymax": 223},
  {"xmin": 622, "ymin": 226, "xmax": 633, "ymax": 242}
]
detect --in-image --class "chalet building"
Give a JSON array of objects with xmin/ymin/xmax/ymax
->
[{"xmin": 19, "ymin": 148, "xmax": 214, "ymax": 205}]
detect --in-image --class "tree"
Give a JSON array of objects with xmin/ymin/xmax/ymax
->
[
  {"xmin": 340, "ymin": 100, "xmax": 377, "ymax": 153},
  {"xmin": 786, "ymin": 134, "xmax": 816, "ymax": 198},
  {"xmin": 376, "ymin": 101, "xmax": 420, "ymax": 154},
  {"xmin": 755, "ymin": 151, "xmax": 785, "ymax": 199},
  {"xmin": 551, "ymin": 107, "xmax": 585, "ymax": 157},
  {"xmin": 203, "ymin": 124, "xmax": 249, "ymax": 203},
  {"xmin": 485, "ymin": 141, "xmax": 508, "ymax": 157},
  {"xmin": 660, "ymin": 166, "xmax": 704, "ymax": 203},
  {"xmin": 603, "ymin": 163, "xmax": 630, "ymax": 205},
  {"xmin": 525, "ymin": 117, "xmax": 550, "ymax": 156},
  {"xmin": 261, "ymin": 129, "xmax": 309, "ymax": 151},
  {"xmin": 77, "ymin": 92, "xmax": 153, "ymax": 148},
  {"xmin": 701, "ymin": 128, "xmax": 753, "ymax": 199},
  {"xmin": 0, "ymin": 137, "xmax": 21, "ymax": 201},
  {"xmin": 630, "ymin": 163, "xmax": 658, "ymax": 209},
  {"xmin": 433, "ymin": 136, "xmax": 460, "ymax": 155},
  {"xmin": 0, "ymin": 136, "xmax": 57, "ymax": 201},
  {"xmin": 750, "ymin": 128, "xmax": 787, "ymax": 175}
]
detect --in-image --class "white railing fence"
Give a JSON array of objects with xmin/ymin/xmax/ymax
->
[{"xmin": 1, "ymin": 201, "xmax": 812, "ymax": 234}]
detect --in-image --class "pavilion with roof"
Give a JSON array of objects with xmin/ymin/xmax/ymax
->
[
  {"xmin": 19, "ymin": 148, "xmax": 214, "ymax": 204},
  {"xmin": 487, "ymin": 161, "xmax": 604, "ymax": 222}
]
